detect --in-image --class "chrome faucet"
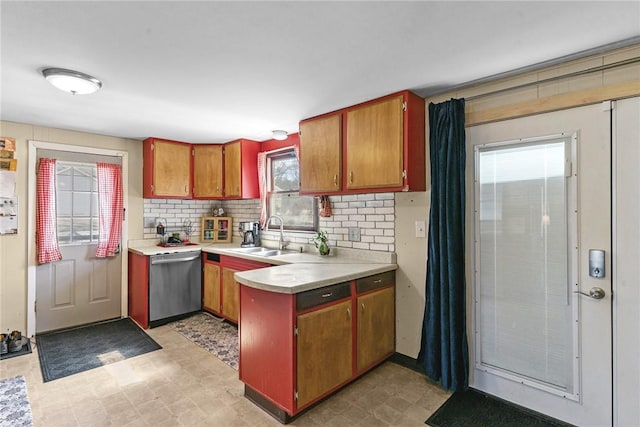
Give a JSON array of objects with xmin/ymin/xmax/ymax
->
[{"xmin": 265, "ymin": 215, "xmax": 289, "ymax": 250}]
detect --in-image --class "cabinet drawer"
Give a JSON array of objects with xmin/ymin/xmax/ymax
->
[
  {"xmin": 296, "ymin": 282, "xmax": 351, "ymax": 311},
  {"xmin": 205, "ymin": 252, "xmax": 220, "ymax": 263},
  {"xmin": 356, "ymin": 271, "xmax": 395, "ymax": 294}
]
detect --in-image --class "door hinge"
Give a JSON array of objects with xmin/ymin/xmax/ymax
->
[
  {"xmin": 294, "ymin": 391, "xmax": 298, "ymax": 401},
  {"xmin": 402, "ymin": 101, "xmax": 407, "ymax": 112},
  {"xmin": 294, "ymin": 325, "xmax": 298, "ymax": 336},
  {"xmin": 151, "ymin": 143, "xmax": 154, "ymax": 151},
  {"xmin": 34, "ymin": 300, "xmax": 37, "ymax": 313},
  {"xmin": 192, "ymin": 148, "xmax": 195, "ymax": 156},
  {"xmin": 402, "ymin": 170, "xmax": 407, "ymax": 179}
]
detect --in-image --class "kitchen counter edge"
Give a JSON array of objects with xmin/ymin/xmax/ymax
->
[
  {"xmin": 128, "ymin": 241, "xmax": 397, "ymax": 294},
  {"xmin": 234, "ymin": 263, "xmax": 398, "ymax": 294}
]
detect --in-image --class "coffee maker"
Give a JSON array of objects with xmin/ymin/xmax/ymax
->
[{"xmin": 240, "ymin": 221, "xmax": 260, "ymax": 247}]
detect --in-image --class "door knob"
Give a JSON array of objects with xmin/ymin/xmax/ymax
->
[{"xmin": 574, "ymin": 287, "xmax": 605, "ymax": 300}]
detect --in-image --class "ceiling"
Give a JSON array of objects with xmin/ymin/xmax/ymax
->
[{"xmin": 2, "ymin": 1, "xmax": 639, "ymax": 144}]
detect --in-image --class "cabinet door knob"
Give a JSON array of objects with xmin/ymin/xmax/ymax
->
[
  {"xmin": 361, "ymin": 303, "xmax": 365, "ymax": 311},
  {"xmin": 347, "ymin": 307, "xmax": 351, "ymax": 320},
  {"xmin": 333, "ymin": 174, "xmax": 338, "ymax": 186},
  {"xmin": 349, "ymin": 171, "xmax": 353, "ymax": 183}
]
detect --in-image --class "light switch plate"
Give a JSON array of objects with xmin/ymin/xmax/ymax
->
[{"xmin": 415, "ymin": 221, "xmax": 426, "ymax": 238}]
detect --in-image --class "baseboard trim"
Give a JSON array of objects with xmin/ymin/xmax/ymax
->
[{"xmin": 388, "ymin": 352, "xmax": 425, "ymax": 374}]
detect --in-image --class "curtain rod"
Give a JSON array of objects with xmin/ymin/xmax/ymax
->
[{"xmin": 461, "ymin": 56, "xmax": 640, "ymax": 102}]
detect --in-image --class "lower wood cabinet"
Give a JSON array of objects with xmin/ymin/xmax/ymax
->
[
  {"xmin": 221, "ymin": 267, "xmax": 240, "ymax": 322},
  {"xmin": 357, "ymin": 286, "xmax": 395, "ymax": 372},
  {"xmin": 203, "ymin": 253, "xmax": 270, "ymax": 323},
  {"xmin": 203, "ymin": 262, "xmax": 220, "ymax": 314},
  {"xmin": 296, "ymin": 300, "xmax": 352, "ymax": 408},
  {"xmin": 239, "ymin": 270, "xmax": 395, "ymax": 422}
]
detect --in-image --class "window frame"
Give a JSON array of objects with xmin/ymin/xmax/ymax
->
[{"xmin": 266, "ymin": 148, "xmax": 318, "ymax": 232}]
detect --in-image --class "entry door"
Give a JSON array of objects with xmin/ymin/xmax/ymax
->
[
  {"xmin": 467, "ymin": 103, "xmax": 612, "ymax": 426},
  {"xmin": 36, "ymin": 158, "xmax": 122, "ymax": 333},
  {"xmin": 613, "ymin": 96, "xmax": 640, "ymax": 426}
]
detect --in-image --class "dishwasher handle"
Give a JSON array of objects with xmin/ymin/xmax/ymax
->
[{"xmin": 151, "ymin": 254, "xmax": 200, "ymax": 264}]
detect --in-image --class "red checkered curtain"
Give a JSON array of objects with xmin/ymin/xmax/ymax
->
[
  {"xmin": 257, "ymin": 152, "xmax": 268, "ymax": 228},
  {"xmin": 36, "ymin": 158, "xmax": 62, "ymax": 264},
  {"xmin": 96, "ymin": 162, "xmax": 123, "ymax": 258}
]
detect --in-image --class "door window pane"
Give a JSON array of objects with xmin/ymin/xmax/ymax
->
[
  {"xmin": 56, "ymin": 162, "xmax": 99, "ymax": 244},
  {"xmin": 476, "ymin": 138, "xmax": 574, "ymax": 392}
]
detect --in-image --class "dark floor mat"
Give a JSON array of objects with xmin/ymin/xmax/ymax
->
[
  {"xmin": 0, "ymin": 338, "xmax": 32, "ymax": 360},
  {"xmin": 36, "ymin": 318, "xmax": 161, "ymax": 382},
  {"xmin": 426, "ymin": 388, "xmax": 573, "ymax": 427}
]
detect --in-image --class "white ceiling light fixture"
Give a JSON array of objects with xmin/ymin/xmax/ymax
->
[
  {"xmin": 42, "ymin": 68, "xmax": 102, "ymax": 95},
  {"xmin": 272, "ymin": 130, "xmax": 288, "ymax": 141}
]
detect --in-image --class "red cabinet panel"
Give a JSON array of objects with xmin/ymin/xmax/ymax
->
[
  {"xmin": 128, "ymin": 251, "xmax": 149, "ymax": 329},
  {"xmin": 239, "ymin": 285, "xmax": 296, "ymax": 413}
]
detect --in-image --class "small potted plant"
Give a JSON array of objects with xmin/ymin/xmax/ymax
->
[{"xmin": 313, "ymin": 230, "xmax": 330, "ymax": 256}]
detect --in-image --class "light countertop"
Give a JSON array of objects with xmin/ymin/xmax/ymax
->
[
  {"xmin": 234, "ymin": 262, "xmax": 397, "ymax": 294},
  {"xmin": 128, "ymin": 239, "xmax": 397, "ymax": 294}
]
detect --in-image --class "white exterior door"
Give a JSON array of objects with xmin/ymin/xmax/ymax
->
[
  {"xmin": 467, "ymin": 103, "xmax": 612, "ymax": 426},
  {"xmin": 35, "ymin": 155, "xmax": 122, "ymax": 333},
  {"xmin": 36, "ymin": 244, "xmax": 121, "ymax": 332},
  {"xmin": 613, "ymin": 97, "xmax": 640, "ymax": 426}
]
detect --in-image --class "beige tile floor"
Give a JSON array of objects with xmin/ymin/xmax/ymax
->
[{"xmin": 0, "ymin": 323, "xmax": 450, "ymax": 426}]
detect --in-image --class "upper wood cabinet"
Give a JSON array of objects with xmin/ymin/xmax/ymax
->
[
  {"xmin": 298, "ymin": 90, "xmax": 425, "ymax": 195},
  {"xmin": 299, "ymin": 114, "xmax": 342, "ymax": 193},
  {"xmin": 224, "ymin": 140, "xmax": 242, "ymax": 198},
  {"xmin": 346, "ymin": 95, "xmax": 404, "ymax": 190},
  {"xmin": 144, "ymin": 137, "xmax": 260, "ymax": 200},
  {"xmin": 193, "ymin": 144, "xmax": 223, "ymax": 198},
  {"xmin": 223, "ymin": 139, "xmax": 260, "ymax": 199},
  {"xmin": 143, "ymin": 138, "xmax": 192, "ymax": 198}
]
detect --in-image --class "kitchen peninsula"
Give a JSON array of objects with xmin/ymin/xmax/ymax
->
[
  {"xmin": 128, "ymin": 240, "xmax": 397, "ymax": 423},
  {"xmin": 234, "ymin": 253, "xmax": 396, "ymax": 423}
]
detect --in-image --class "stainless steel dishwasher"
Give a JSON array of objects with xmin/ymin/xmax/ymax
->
[{"xmin": 149, "ymin": 251, "xmax": 201, "ymax": 327}]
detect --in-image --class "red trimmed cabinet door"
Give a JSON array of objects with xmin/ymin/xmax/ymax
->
[{"xmin": 143, "ymin": 137, "xmax": 192, "ymax": 198}]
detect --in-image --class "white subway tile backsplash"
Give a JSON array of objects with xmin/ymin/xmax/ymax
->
[
  {"xmin": 375, "ymin": 193, "xmax": 394, "ymax": 200},
  {"xmin": 366, "ymin": 228, "xmax": 383, "ymax": 236},
  {"xmin": 376, "ymin": 222, "xmax": 394, "ymax": 229},
  {"xmin": 358, "ymin": 207, "xmax": 375, "ymax": 215},
  {"xmin": 144, "ymin": 191, "xmax": 397, "ymax": 253},
  {"xmin": 370, "ymin": 243, "xmax": 389, "ymax": 251}
]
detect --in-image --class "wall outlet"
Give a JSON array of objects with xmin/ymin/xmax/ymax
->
[
  {"xmin": 348, "ymin": 227, "xmax": 361, "ymax": 242},
  {"xmin": 415, "ymin": 221, "xmax": 426, "ymax": 238}
]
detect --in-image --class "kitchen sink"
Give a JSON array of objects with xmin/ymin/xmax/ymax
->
[{"xmin": 228, "ymin": 247, "xmax": 295, "ymax": 257}]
